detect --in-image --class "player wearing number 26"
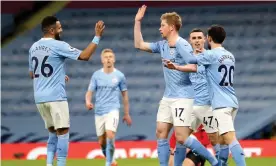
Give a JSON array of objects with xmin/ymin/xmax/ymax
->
[
  {"xmin": 164, "ymin": 25, "xmax": 246, "ymax": 166},
  {"xmin": 28, "ymin": 16, "xmax": 104, "ymax": 166}
]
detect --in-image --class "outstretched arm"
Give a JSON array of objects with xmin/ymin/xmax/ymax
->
[
  {"xmin": 163, "ymin": 59, "xmax": 197, "ymax": 72},
  {"xmin": 134, "ymin": 5, "xmax": 152, "ymax": 53},
  {"xmin": 78, "ymin": 21, "xmax": 105, "ymax": 61}
]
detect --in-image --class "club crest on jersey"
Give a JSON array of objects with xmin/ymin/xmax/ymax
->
[
  {"xmin": 169, "ymin": 48, "xmax": 176, "ymax": 56},
  {"xmin": 112, "ymin": 77, "xmax": 118, "ymax": 84}
]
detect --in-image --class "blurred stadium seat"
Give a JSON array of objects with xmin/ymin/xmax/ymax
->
[{"xmin": 1, "ymin": 3, "xmax": 276, "ymax": 142}]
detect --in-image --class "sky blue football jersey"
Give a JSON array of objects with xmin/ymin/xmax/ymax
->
[
  {"xmin": 196, "ymin": 47, "xmax": 238, "ymax": 109},
  {"xmin": 149, "ymin": 37, "xmax": 196, "ymax": 99},
  {"xmin": 88, "ymin": 68, "xmax": 127, "ymax": 116},
  {"xmin": 29, "ymin": 38, "xmax": 81, "ymax": 103}
]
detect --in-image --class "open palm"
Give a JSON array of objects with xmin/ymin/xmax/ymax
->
[{"xmin": 135, "ymin": 5, "xmax": 147, "ymax": 21}]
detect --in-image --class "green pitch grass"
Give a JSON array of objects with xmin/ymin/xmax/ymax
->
[{"xmin": 2, "ymin": 158, "xmax": 276, "ymax": 166}]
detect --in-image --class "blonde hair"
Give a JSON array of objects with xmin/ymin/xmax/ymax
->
[
  {"xmin": 160, "ymin": 12, "xmax": 182, "ymax": 31},
  {"xmin": 101, "ymin": 48, "xmax": 114, "ymax": 56}
]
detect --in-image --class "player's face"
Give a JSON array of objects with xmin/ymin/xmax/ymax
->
[
  {"xmin": 101, "ymin": 52, "xmax": 115, "ymax": 68},
  {"xmin": 54, "ymin": 21, "xmax": 63, "ymax": 41},
  {"xmin": 189, "ymin": 32, "xmax": 205, "ymax": 50},
  {"xmin": 159, "ymin": 19, "xmax": 172, "ymax": 39}
]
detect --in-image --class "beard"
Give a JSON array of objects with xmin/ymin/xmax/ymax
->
[{"xmin": 54, "ymin": 33, "xmax": 61, "ymax": 41}]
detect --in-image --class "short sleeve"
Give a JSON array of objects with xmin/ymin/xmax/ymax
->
[
  {"xmin": 88, "ymin": 73, "xmax": 97, "ymax": 91},
  {"xmin": 149, "ymin": 41, "xmax": 161, "ymax": 53},
  {"xmin": 119, "ymin": 74, "xmax": 127, "ymax": 91},
  {"xmin": 196, "ymin": 50, "xmax": 216, "ymax": 66},
  {"xmin": 56, "ymin": 41, "xmax": 81, "ymax": 60},
  {"xmin": 176, "ymin": 40, "xmax": 197, "ymax": 64}
]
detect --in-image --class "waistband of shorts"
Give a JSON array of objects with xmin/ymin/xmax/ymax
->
[{"xmin": 162, "ymin": 97, "xmax": 194, "ymax": 102}]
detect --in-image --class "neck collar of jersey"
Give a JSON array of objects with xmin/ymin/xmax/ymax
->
[
  {"xmin": 213, "ymin": 46, "xmax": 224, "ymax": 50},
  {"xmin": 176, "ymin": 36, "xmax": 180, "ymax": 42},
  {"xmin": 40, "ymin": 38, "xmax": 54, "ymax": 40},
  {"xmin": 101, "ymin": 68, "xmax": 116, "ymax": 73}
]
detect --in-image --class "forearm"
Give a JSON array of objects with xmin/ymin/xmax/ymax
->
[
  {"xmin": 85, "ymin": 91, "xmax": 93, "ymax": 103},
  {"xmin": 78, "ymin": 37, "xmax": 100, "ymax": 61},
  {"xmin": 175, "ymin": 64, "xmax": 197, "ymax": 72},
  {"xmin": 134, "ymin": 21, "xmax": 144, "ymax": 48},
  {"xmin": 123, "ymin": 97, "xmax": 130, "ymax": 115}
]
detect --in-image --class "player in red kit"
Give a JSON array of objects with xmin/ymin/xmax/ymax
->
[{"xmin": 169, "ymin": 125, "xmax": 210, "ymax": 166}]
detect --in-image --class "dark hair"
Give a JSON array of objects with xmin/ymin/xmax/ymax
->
[
  {"xmin": 41, "ymin": 16, "xmax": 58, "ymax": 33},
  {"xmin": 207, "ymin": 25, "xmax": 226, "ymax": 44},
  {"xmin": 190, "ymin": 28, "xmax": 204, "ymax": 34}
]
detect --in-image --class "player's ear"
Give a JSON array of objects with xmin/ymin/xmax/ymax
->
[
  {"xmin": 203, "ymin": 36, "xmax": 206, "ymax": 42},
  {"xmin": 49, "ymin": 27, "xmax": 54, "ymax": 34},
  {"xmin": 170, "ymin": 25, "xmax": 174, "ymax": 31},
  {"xmin": 208, "ymin": 36, "xmax": 212, "ymax": 43}
]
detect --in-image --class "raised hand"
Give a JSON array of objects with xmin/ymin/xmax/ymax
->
[
  {"xmin": 135, "ymin": 5, "xmax": 147, "ymax": 22},
  {"xmin": 95, "ymin": 20, "xmax": 105, "ymax": 37}
]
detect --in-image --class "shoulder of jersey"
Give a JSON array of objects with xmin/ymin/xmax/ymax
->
[
  {"xmin": 55, "ymin": 40, "xmax": 68, "ymax": 46},
  {"xmin": 177, "ymin": 37, "xmax": 190, "ymax": 46},
  {"xmin": 95, "ymin": 69, "xmax": 102, "ymax": 74},
  {"xmin": 206, "ymin": 49, "xmax": 213, "ymax": 54},
  {"xmin": 30, "ymin": 42, "xmax": 37, "ymax": 50},
  {"xmin": 43, "ymin": 40, "xmax": 68, "ymax": 49},
  {"xmin": 91, "ymin": 69, "xmax": 101, "ymax": 77},
  {"xmin": 158, "ymin": 40, "xmax": 167, "ymax": 45},
  {"xmin": 178, "ymin": 37, "xmax": 187, "ymax": 42},
  {"xmin": 115, "ymin": 69, "xmax": 125, "ymax": 76}
]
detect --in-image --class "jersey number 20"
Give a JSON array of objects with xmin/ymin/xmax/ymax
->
[
  {"xmin": 218, "ymin": 65, "xmax": 234, "ymax": 86},
  {"xmin": 32, "ymin": 56, "xmax": 53, "ymax": 78}
]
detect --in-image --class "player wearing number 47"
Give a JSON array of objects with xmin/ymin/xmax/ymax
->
[
  {"xmin": 28, "ymin": 16, "xmax": 104, "ymax": 166},
  {"xmin": 164, "ymin": 25, "xmax": 246, "ymax": 166}
]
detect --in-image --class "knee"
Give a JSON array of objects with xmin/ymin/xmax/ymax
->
[
  {"xmin": 48, "ymin": 126, "xmax": 56, "ymax": 133},
  {"xmin": 56, "ymin": 127, "xmax": 69, "ymax": 135},
  {"xmin": 174, "ymin": 127, "xmax": 190, "ymax": 144},
  {"xmin": 221, "ymin": 131, "xmax": 236, "ymax": 145},
  {"xmin": 175, "ymin": 135, "xmax": 185, "ymax": 145},
  {"xmin": 208, "ymin": 133, "xmax": 219, "ymax": 146},
  {"xmin": 106, "ymin": 130, "xmax": 115, "ymax": 140},
  {"xmin": 175, "ymin": 132, "xmax": 187, "ymax": 144},
  {"xmin": 98, "ymin": 137, "xmax": 106, "ymax": 146},
  {"xmin": 156, "ymin": 128, "xmax": 168, "ymax": 139}
]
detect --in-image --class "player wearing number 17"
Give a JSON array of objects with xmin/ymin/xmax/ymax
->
[
  {"xmin": 28, "ymin": 16, "xmax": 105, "ymax": 166},
  {"xmin": 164, "ymin": 25, "xmax": 246, "ymax": 166},
  {"xmin": 134, "ymin": 5, "xmax": 218, "ymax": 166}
]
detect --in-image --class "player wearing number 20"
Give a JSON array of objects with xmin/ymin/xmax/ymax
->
[
  {"xmin": 165, "ymin": 25, "xmax": 246, "ymax": 166},
  {"xmin": 28, "ymin": 16, "xmax": 104, "ymax": 166}
]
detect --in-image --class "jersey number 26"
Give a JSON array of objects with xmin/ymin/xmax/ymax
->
[{"xmin": 32, "ymin": 56, "xmax": 53, "ymax": 78}]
